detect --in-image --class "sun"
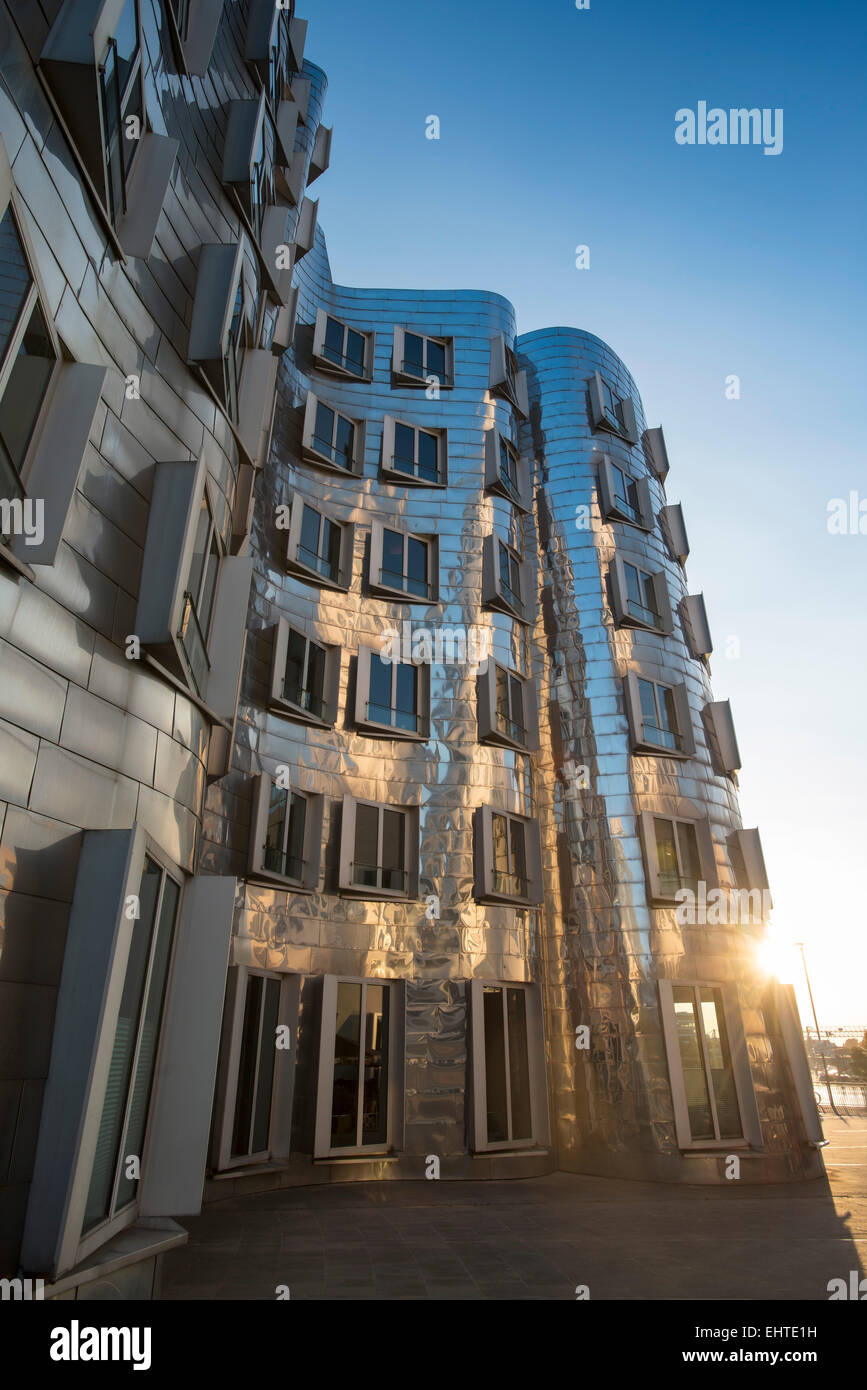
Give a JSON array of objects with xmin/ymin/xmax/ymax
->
[{"xmin": 755, "ymin": 930, "xmax": 800, "ymax": 985}]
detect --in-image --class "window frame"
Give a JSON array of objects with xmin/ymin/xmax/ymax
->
[
  {"xmin": 380, "ymin": 414, "xmax": 448, "ymax": 488},
  {"xmin": 477, "ymin": 661, "xmax": 540, "ymax": 752},
  {"xmin": 597, "ymin": 454, "xmax": 653, "ymax": 531},
  {"xmin": 96, "ymin": 0, "xmax": 146, "ymax": 228},
  {"xmin": 268, "ymin": 617, "xmax": 340, "ymax": 728},
  {"xmin": 301, "ymin": 390, "xmax": 365, "ymax": 476},
  {"xmin": 639, "ymin": 810, "xmax": 718, "ymax": 906},
  {"xmin": 391, "ymin": 326, "xmax": 454, "ymax": 389},
  {"xmin": 468, "ymin": 980, "xmax": 548, "ymax": 1153},
  {"xmin": 589, "ymin": 369, "xmax": 638, "ymax": 442},
  {"xmin": 313, "ymin": 974, "xmax": 404, "ymax": 1158},
  {"xmin": 624, "ymin": 671, "xmax": 695, "ymax": 759},
  {"xmin": 610, "ymin": 555, "xmax": 673, "ymax": 634},
  {"xmin": 489, "ymin": 334, "xmax": 529, "ymax": 418},
  {"xmin": 368, "ymin": 521, "xmax": 438, "ymax": 603},
  {"xmin": 474, "ymin": 805, "xmax": 543, "ymax": 906},
  {"xmin": 484, "ymin": 428, "xmax": 530, "ymax": 512},
  {"xmin": 285, "ymin": 494, "xmax": 354, "ymax": 591},
  {"xmin": 660, "ymin": 502, "xmax": 690, "ymax": 564},
  {"xmin": 312, "ymin": 308, "xmax": 373, "ymax": 382},
  {"xmin": 247, "ymin": 772, "xmax": 325, "ymax": 890},
  {"xmin": 659, "ymin": 979, "xmax": 762, "ymax": 1151},
  {"xmin": 482, "ymin": 533, "xmax": 529, "ymax": 623},
  {"xmin": 338, "ymin": 796, "xmax": 419, "ymax": 900},
  {"xmin": 212, "ymin": 964, "xmax": 300, "ymax": 1172},
  {"xmin": 354, "ymin": 645, "xmax": 430, "ymax": 741}
]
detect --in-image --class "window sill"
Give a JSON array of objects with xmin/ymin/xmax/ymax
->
[
  {"xmin": 41, "ymin": 1220, "xmax": 187, "ymax": 1300},
  {"xmin": 391, "ymin": 370, "xmax": 454, "ymax": 391},
  {"xmin": 680, "ymin": 1143, "xmax": 759, "ymax": 1155},
  {"xmin": 380, "ymin": 465, "xmax": 447, "ymax": 490},
  {"xmin": 247, "ymin": 868, "xmax": 316, "ymax": 893},
  {"xmin": 472, "ymin": 1145, "xmax": 549, "ymax": 1157},
  {"xmin": 486, "ymin": 479, "xmax": 531, "ymax": 513},
  {"xmin": 484, "ymin": 594, "xmax": 528, "ymax": 625},
  {"xmin": 313, "ymin": 353, "xmax": 372, "ymax": 384},
  {"xmin": 617, "ymin": 614, "xmax": 668, "ymax": 637},
  {"xmin": 604, "ymin": 507, "xmax": 653, "ymax": 532},
  {"xmin": 632, "ymin": 740, "xmax": 694, "ymax": 761},
  {"xmin": 301, "ymin": 442, "xmax": 363, "ymax": 478},
  {"xmin": 480, "ymin": 730, "xmax": 534, "ymax": 755},
  {"xmin": 355, "ymin": 719, "xmax": 427, "ymax": 743},
  {"xmin": 313, "ymin": 1152, "xmax": 398, "ymax": 1164},
  {"xmin": 475, "ymin": 891, "xmax": 541, "ymax": 908},
  {"xmin": 286, "ymin": 557, "xmax": 349, "ymax": 592},
  {"xmin": 339, "ymin": 885, "xmax": 414, "ymax": 903},
  {"xmin": 268, "ymin": 696, "xmax": 332, "ymax": 729},
  {"xmin": 368, "ymin": 580, "xmax": 436, "ymax": 606}
]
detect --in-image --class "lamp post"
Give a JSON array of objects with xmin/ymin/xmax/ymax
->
[{"xmin": 796, "ymin": 941, "xmax": 841, "ymax": 1120}]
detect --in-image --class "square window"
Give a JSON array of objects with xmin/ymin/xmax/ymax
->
[
  {"xmin": 392, "ymin": 328, "xmax": 453, "ymax": 388},
  {"xmin": 355, "ymin": 646, "xmax": 429, "ymax": 739},
  {"xmin": 369, "ymin": 522, "xmax": 437, "ymax": 603},
  {"xmin": 268, "ymin": 618, "xmax": 339, "ymax": 727},
  {"xmin": 313, "ymin": 309, "xmax": 372, "ymax": 380},
  {"xmin": 381, "ymin": 415, "xmax": 447, "ymax": 487},
  {"xmin": 625, "ymin": 673, "xmax": 694, "ymax": 758},
  {"xmin": 302, "ymin": 391, "xmax": 364, "ymax": 474},
  {"xmin": 338, "ymin": 797, "xmax": 418, "ymax": 899}
]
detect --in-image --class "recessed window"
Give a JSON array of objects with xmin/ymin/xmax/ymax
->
[
  {"xmin": 338, "ymin": 797, "xmax": 418, "ymax": 899},
  {"xmin": 314, "ymin": 976, "xmax": 403, "ymax": 1157},
  {"xmin": 474, "ymin": 805, "xmax": 542, "ymax": 905},
  {"xmin": 268, "ymin": 619, "xmax": 339, "ymax": 727},
  {"xmin": 355, "ymin": 647, "xmax": 429, "ymax": 739},
  {"xmin": 286, "ymin": 497, "xmax": 353, "ymax": 590},
  {"xmin": 392, "ymin": 327, "xmax": 453, "ymax": 388},
  {"xmin": 597, "ymin": 454, "xmax": 652, "ymax": 530},
  {"xmin": 610, "ymin": 557, "xmax": 671, "ymax": 633},
  {"xmin": 639, "ymin": 811, "xmax": 718, "ymax": 906},
  {"xmin": 302, "ymin": 391, "xmax": 364, "ymax": 474},
  {"xmin": 381, "ymin": 415, "xmax": 446, "ymax": 486},
  {"xmin": 264, "ymin": 784, "xmax": 307, "ymax": 882},
  {"xmin": 312, "ymin": 309, "xmax": 372, "ymax": 380},
  {"xmin": 83, "ymin": 853, "xmax": 180, "ymax": 1237},
  {"xmin": 484, "ymin": 429, "xmax": 530, "ymax": 511},
  {"xmin": 658, "ymin": 980, "xmax": 763, "ymax": 1150},
  {"xmin": 0, "ymin": 208, "xmax": 57, "ymax": 533},
  {"xmin": 611, "ymin": 464, "xmax": 640, "ymax": 521},
  {"xmin": 369, "ymin": 522, "xmax": 437, "ymax": 602},
  {"xmin": 625, "ymin": 563, "xmax": 661, "ymax": 626},
  {"xmin": 247, "ymin": 773, "xmax": 324, "ymax": 888},
  {"xmin": 249, "ymin": 114, "xmax": 275, "ymax": 247},
  {"xmin": 589, "ymin": 370, "xmax": 638, "ymax": 442},
  {"xmin": 624, "ymin": 672, "xmax": 694, "ymax": 758},
  {"xmin": 468, "ymin": 980, "xmax": 548, "ymax": 1152},
  {"xmin": 482, "ymin": 534, "xmax": 529, "ymax": 622},
  {"xmin": 489, "ymin": 334, "xmax": 529, "ymax": 417},
  {"xmin": 477, "ymin": 662, "xmax": 539, "ymax": 752}
]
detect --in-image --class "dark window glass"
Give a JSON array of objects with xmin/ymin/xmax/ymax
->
[
  {"xmin": 403, "ymin": 332, "xmax": 424, "ymax": 372},
  {"xmin": 251, "ymin": 977, "xmax": 280, "ymax": 1152},
  {"xmin": 265, "ymin": 784, "xmax": 287, "ymax": 872},
  {"xmin": 345, "ymin": 327, "xmax": 365, "ymax": 374},
  {"xmin": 417, "ymin": 430, "xmax": 438, "ymax": 481},
  {"xmin": 381, "ymin": 809, "xmax": 405, "ymax": 887},
  {"xmin": 305, "ymin": 640, "xmax": 326, "ymax": 708},
  {"xmin": 368, "ymin": 652, "xmax": 392, "ymax": 722},
  {"xmin": 406, "ymin": 536, "xmax": 428, "ymax": 596},
  {"xmin": 314, "ymin": 400, "xmax": 334, "ymax": 453},
  {"xmin": 394, "ymin": 421, "xmax": 414, "ymax": 466},
  {"xmin": 426, "ymin": 338, "xmax": 446, "ymax": 379},
  {"xmin": 0, "ymin": 211, "xmax": 33, "ymax": 361},
  {"xmin": 0, "ymin": 299, "xmax": 54, "ymax": 484},
  {"xmin": 381, "ymin": 528, "xmax": 404, "ymax": 584},
  {"xmin": 283, "ymin": 628, "xmax": 306, "ymax": 705},
  {"xmin": 653, "ymin": 817, "xmax": 680, "ymax": 896},
  {"xmin": 353, "ymin": 804, "xmax": 379, "ymax": 886},
  {"xmin": 323, "ymin": 316, "xmax": 344, "ymax": 363},
  {"xmin": 507, "ymin": 988, "xmax": 532, "ymax": 1140},
  {"xmin": 394, "ymin": 663, "xmax": 418, "ymax": 732},
  {"xmin": 284, "ymin": 793, "xmax": 306, "ymax": 879},
  {"xmin": 231, "ymin": 973, "xmax": 263, "ymax": 1157},
  {"xmin": 672, "ymin": 986, "xmax": 715, "ymax": 1140},
  {"xmin": 675, "ymin": 822, "xmax": 700, "ymax": 894},
  {"xmin": 699, "ymin": 989, "xmax": 742, "ymax": 1138},
  {"xmin": 335, "ymin": 414, "xmax": 354, "ymax": 467},
  {"xmin": 483, "ymin": 986, "xmax": 508, "ymax": 1143},
  {"xmin": 114, "ymin": 0, "xmax": 140, "ymax": 94},
  {"xmin": 361, "ymin": 985, "xmax": 388, "ymax": 1144},
  {"xmin": 330, "ymin": 981, "xmax": 361, "ymax": 1147},
  {"xmin": 300, "ymin": 504, "xmax": 321, "ymax": 560}
]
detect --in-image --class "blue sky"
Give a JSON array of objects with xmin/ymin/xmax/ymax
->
[{"xmin": 308, "ymin": 0, "xmax": 867, "ymax": 1026}]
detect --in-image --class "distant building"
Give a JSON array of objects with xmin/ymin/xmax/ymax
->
[{"xmin": 0, "ymin": 0, "xmax": 823, "ymax": 1300}]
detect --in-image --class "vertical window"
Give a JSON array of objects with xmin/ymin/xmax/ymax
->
[
  {"xmin": 481, "ymin": 985, "xmax": 533, "ymax": 1145},
  {"xmin": 82, "ymin": 855, "xmax": 180, "ymax": 1234},
  {"xmin": 313, "ymin": 400, "xmax": 356, "ymax": 469},
  {"xmin": 323, "ymin": 315, "xmax": 366, "ymax": 376},
  {"xmin": 98, "ymin": 0, "xmax": 144, "ymax": 225},
  {"xmin": 495, "ymin": 666, "xmax": 526, "ymax": 745},
  {"xmin": 380, "ymin": 528, "xmax": 431, "ymax": 598},
  {"xmin": 267, "ymin": 10, "xmax": 289, "ymax": 109},
  {"xmin": 392, "ymin": 421, "xmax": 439, "ymax": 483},
  {"xmin": 352, "ymin": 804, "xmax": 407, "ymax": 893},
  {"xmin": 0, "ymin": 209, "xmax": 56, "ymax": 518},
  {"xmin": 223, "ymin": 276, "xmax": 245, "ymax": 422},
  {"xmin": 329, "ymin": 980, "xmax": 390, "ymax": 1150},
  {"xmin": 498, "ymin": 540, "xmax": 523, "ymax": 614},
  {"xmin": 610, "ymin": 463, "xmax": 639, "ymax": 522},
  {"xmin": 282, "ymin": 629, "xmax": 327, "ymax": 717},
  {"xmin": 365, "ymin": 653, "xmax": 419, "ymax": 733},
  {"xmin": 402, "ymin": 332, "xmax": 450, "ymax": 385},
  {"xmin": 653, "ymin": 817, "xmax": 700, "ymax": 897},
  {"xmin": 249, "ymin": 119, "xmax": 274, "ymax": 244},
  {"xmin": 231, "ymin": 973, "xmax": 281, "ymax": 1159},
  {"xmin": 169, "ymin": 0, "xmax": 191, "ymax": 40},
  {"xmin": 264, "ymin": 785, "xmax": 307, "ymax": 881},
  {"xmin": 498, "ymin": 438, "xmax": 520, "ymax": 502},
  {"xmin": 601, "ymin": 377, "xmax": 625, "ymax": 431},
  {"xmin": 179, "ymin": 490, "xmax": 220, "ymax": 695},
  {"xmin": 299, "ymin": 504, "xmax": 342, "ymax": 583},
  {"xmin": 670, "ymin": 985, "xmax": 743, "ymax": 1142},
  {"xmin": 623, "ymin": 563, "xmax": 660, "ymax": 627},
  {"xmin": 491, "ymin": 813, "xmax": 528, "ymax": 897},
  {"xmin": 637, "ymin": 679, "xmax": 682, "ymax": 752}
]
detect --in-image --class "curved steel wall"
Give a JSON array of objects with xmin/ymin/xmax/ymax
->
[{"xmin": 517, "ymin": 327, "xmax": 819, "ymax": 1181}]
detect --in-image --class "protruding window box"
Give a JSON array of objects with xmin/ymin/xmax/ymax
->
[
  {"xmin": 660, "ymin": 502, "xmax": 689, "ymax": 564},
  {"xmin": 294, "ymin": 196, "xmax": 318, "ymax": 260},
  {"xmin": 289, "ymin": 74, "xmax": 311, "ymax": 125},
  {"xmin": 288, "ymin": 16, "xmax": 307, "ymax": 72},
  {"xmin": 489, "ymin": 334, "xmax": 529, "ymax": 418},
  {"xmin": 391, "ymin": 327, "xmax": 454, "ymax": 390},
  {"xmin": 610, "ymin": 556, "xmax": 673, "ymax": 634},
  {"xmin": 113, "ymin": 131, "xmax": 178, "ymax": 259},
  {"xmin": 478, "ymin": 662, "xmax": 540, "ymax": 752},
  {"xmin": 135, "ymin": 455, "xmax": 252, "ymax": 720},
  {"xmin": 728, "ymin": 827, "xmax": 772, "ymax": 906},
  {"xmin": 588, "ymin": 370, "xmax": 639, "ymax": 443},
  {"xmin": 484, "ymin": 430, "xmax": 531, "ymax": 512},
  {"xmin": 188, "ymin": 241, "xmax": 245, "ymax": 414},
  {"xmin": 309, "ymin": 123, "xmax": 333, "ymax": 182},
  {"xmin": 237, "ymin": 349, "xmax": 279, "ymax": 468},
  {"xmin": 272, "ymin": 290, "xmax": 299, "ymax": 354},
  {"xmin": 642, "ymin": 425, "xmax": 670, "ymax": 483},
  {"xmin": 704, "ymin": 699, "xmax": 741, "ymax": 775},
  {"xmin": 624, "ymin": 672, "xmax": 695, "ymax": 758},
  {"xmin": 166, "ymin": 0, "xmax": 224, "ymax": 77},
  {"xmin": 681, "ymin": 593, "xmax": 713, "ymax": 658},
  {"xmin": 338, "ymin": 797, "xmax": 419, "ymax": 900},
  {"xmin": 258, "ymin": 204, "xmax": 293, "ymax": 303},
  {"xmin": 301, "ymin": 392, "xmax": 365, "ymax": 476},
  {"xmin": 597, "ymin": 454, "xmax": 653, "ymax": 530},
  {"xmin": 354, "ymin": 645, "xmax": 430, "ymax": 741},
  {"xmin": 639, "ymin": 812, "xmax": 718, "ymax": 906},
  {"xmin": 285, "ymin": 496, "xmax": 354, "ymax": 591},
  {"xmin": 380, "ymin": 415, "xmax": 447, "ymax": 487},
  {"xmin": 474, "ymin": 806, "xmax": 543, "ymax": 906},
  {"xmin": 369, "ymin": 522, "xmax": 438, "ymax": 603},
  {"xmin": 482, "ymin": 534, "xmax": 530, "ymax": 623},
  {"xmin": 268, "ymin": 617, "xmax": 340, "ymax": 728},
  {"xmin": 312, "ymin": 309, "xmax": 374, "ymax": 381},
  {"xmin": 245, "ymin": 0, "xmax": 292, "ymax": 108},
  {"xmin": 248, "ymin": 773, "xmax": 323, "ymax": 891}
]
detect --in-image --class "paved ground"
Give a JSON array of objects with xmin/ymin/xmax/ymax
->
[{"xmin": 161, "ymin": 1116, "xmax": 867, "ymax": 1300}]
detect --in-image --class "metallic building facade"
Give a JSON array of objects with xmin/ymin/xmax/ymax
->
[{"xmin": 0, "ymin": 0, "xmax": 821, "ymax": 1299}]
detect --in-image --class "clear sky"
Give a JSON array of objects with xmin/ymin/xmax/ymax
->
[{"xmin": 306, "ymin": 0, "xmax": 867, "ymax": 1029}]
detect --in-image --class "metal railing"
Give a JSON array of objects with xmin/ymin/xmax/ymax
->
[
  {"xmin": 366, "ymin": 701, "xmax": 419, "ymax": 733},
  {"xmin": 312, "ymin": 433, "xmax": 354, "ymax": 469},
  {"xmin": 322, "ymin": 343, "xmax": 365, "ymax": 376},
  {"xmin": 642, "ymin": 722, "xmax": 683, "ymax": 752},
  {"xmin": 400, "ymin": 358, "xmax": 453, "ymax": 387},
  {"xmin": 627, "ymin": 597, "xmax": 661, "ymax": 627},
  {"xmin": 390, "ymin": 454, "xmax": 440, "ymax": 484},
  {"xmin": 282, "ymin": 680, "xmax": 325, "ymax": 719},
  {"xmin": 496, "ymin": 708, "xmax": 526, "ymax": 744},
  {"xmin": 379, "ymin": 565, "xmax": 432, "ymax": 599},
  {"xmin": 493, "ymin": 869, "xmax": 528, "ymax": 897},
  {"xmin": 351, "ymin": 863, "xmax": 408, "ymax": 892},
  {"xmin": 262, "ymin": 847, "xmax": 305, "ymax": 880},
  {"xmin": 297, "ymin": 542, "xmax": 339, "ymax": 583}
]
